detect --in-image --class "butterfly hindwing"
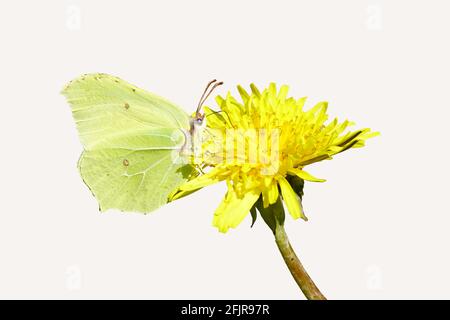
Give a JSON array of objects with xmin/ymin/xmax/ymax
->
[{"xmin": 79, "ymin": 147, "xmax": 193, "ymax": 212}]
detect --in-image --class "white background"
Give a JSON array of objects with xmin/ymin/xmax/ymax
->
[{"xmin": 0, "ymin": 0, "xmax": 449, "ymax": 299}]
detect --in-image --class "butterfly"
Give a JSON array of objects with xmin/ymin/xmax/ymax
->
[{"xmin": 62, "ymin": 73, "xmax": 222, "ymax": 213}]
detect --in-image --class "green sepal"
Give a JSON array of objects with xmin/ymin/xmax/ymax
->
[
  {"xmin": 250, "ymin": 206, "xmax": 257, "ymax": 228},
  {"xmin": 255, "ymin": 195, "xmax": 285, "ymax": 234},
  {"xmin": 286, "ymin": 174, "xmax": 305, "ymax": 199}
]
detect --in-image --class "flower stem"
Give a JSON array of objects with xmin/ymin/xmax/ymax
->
[{"xmin": 274, "ymin": 222, "xmax": 326, "ymax": 300}]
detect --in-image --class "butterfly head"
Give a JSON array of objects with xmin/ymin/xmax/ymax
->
[
  {"xmin": 194, "ymin": 79, "xmax": 223, "ymax": 126},
  {"xmin": 191, "ymin": 112, "xmax": 207, "ymax": 130}
]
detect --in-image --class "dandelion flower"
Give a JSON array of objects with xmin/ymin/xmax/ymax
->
[{"xmin": 172, "ymin": 83, "xmax": 378, "ymax": 233}]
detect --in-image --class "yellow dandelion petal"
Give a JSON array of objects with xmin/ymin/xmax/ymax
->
[
  {"xmin": 288, "ymin": 168, "xmax": 326, "ymax": 183},
  {"xmin": 278, "ymin": 177, "xmax": 307, "ymax": 221},
  {"xmin": 262, "ymin": 189, "xmax": 271, "ymax": 208},
  {"xmin": 268, "ymin": 180, "xmax": 279, "ymax": 204},
  {"xmin": 250, "ymin": 83, "xmax": 261, "ymax": 97},
  {"xmin": 203, "ymin": 106, "xmax": 227, "ymax": 128},
  {"xmin": 213, "ymin": 188, "xmax": 260, "ymax": 233},
  {"xmin": 179, "ymin": 168, "xmax": 223, "ymax": 192},
  {"xmin": 299, "ymin": 154, "xmax": 331, "ymax": 166},
  {"xmin": 237, "ymin": 85, "xmax": 250, "ymax": 103}
]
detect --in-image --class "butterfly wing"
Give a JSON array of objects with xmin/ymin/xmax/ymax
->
[{"xmin": 62, "ymin": 73, "xmax": 194, "ymax": 213}]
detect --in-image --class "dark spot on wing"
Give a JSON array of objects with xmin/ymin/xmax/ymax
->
[
  {"xmin": 132, "ymin": 88, "xmax": 136, "ymax": 92},
  {"xmin": 124, "ymin": 102, "xmax": 130, "ymax": 110},
  {"xmin": 123, "ymin": 159, "xmax": 129, "ymax": 166}
]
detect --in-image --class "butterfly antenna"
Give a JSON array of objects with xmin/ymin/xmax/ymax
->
[
  {"xmin": 196, "ymin": 79, "xmax": 223, "ymax": 116},
  {"xmin": 197, "ymin": 79, "xmax": 216, "ymax": 111}
]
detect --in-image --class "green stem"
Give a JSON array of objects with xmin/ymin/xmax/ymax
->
[{"xmin": 274, "ymin": 223, "xmax": 326, "ymax": 300}]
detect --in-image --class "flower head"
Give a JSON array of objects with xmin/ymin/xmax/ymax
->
[{"xmin": 171, "ymin": 83, "xmax": 378, "ymax": 233}]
